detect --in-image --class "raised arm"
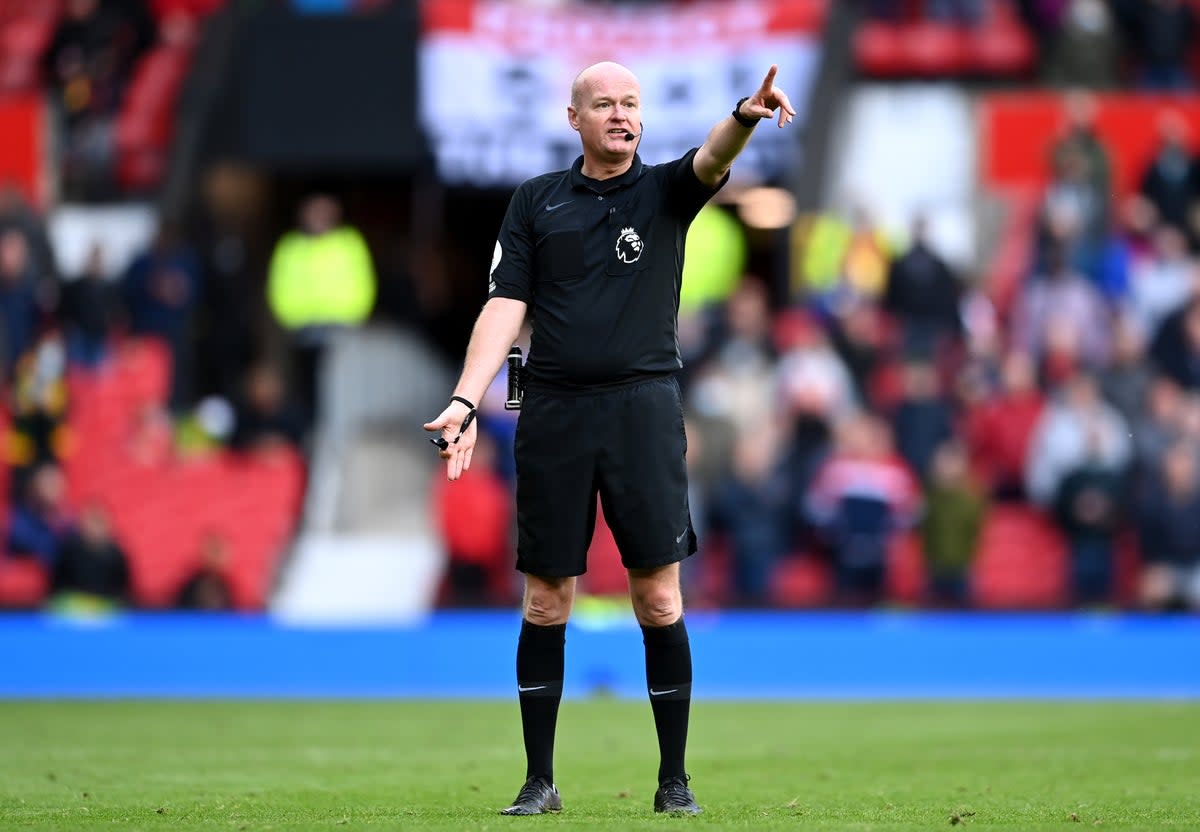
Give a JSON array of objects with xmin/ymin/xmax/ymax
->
[
  {"xmin": 693, "ymin": 64, "xmax": 796, "ymax": 188},
  {"xmin": 424, "ymin": 296, "xmax": 527, "ymax": 480}
]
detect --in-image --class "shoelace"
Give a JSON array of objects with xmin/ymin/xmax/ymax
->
[
  {"xmin": 659, "ymin": 776, "xmax": 692, "ymax": 804},
  {"xmin": 514, "ymin": 777, "xmax": 550, "ymax": 805}
]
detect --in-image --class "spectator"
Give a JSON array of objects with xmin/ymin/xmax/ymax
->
[
  {"xmin": 708, "ymin": 428, "xmax": 795, "ymax": 606},
  {"xmin": 827, "ymin": 300, "xmax": 887, "ymax": 405},
  {"xmin": 175, "ymin": 531, "xmax": 236, "ymax": 610},
  {"xmin": 840, "ymin": 205, "xmax": 891, "ymax": 302},
  {"xmin": 963, "ymin": 351, "xmax": 1045, "ymax": 500},
  {"xmin": 798, "ymin": 204, "xmax": 889, "ymax": 310},
  {"xmin": 0, "ymin": 229, "xmax": 43, "ymax": 380},
  {"xmin": 192, "ymin": 163, "xmax": 267, "ymax": 400},
  {"xmin": 1098, "ymin": 314, "xmax": 1154, "ymax": 429},
  {"xmin": 267, "ymin": 193, "xmax": 377, "ymax": 427},
  {"xmin": 689, "ymin": 277, "xmax": 778, "ymax": 435},
  {"xmin": 60, "ymin": 242, "xmax": 121, "ymax": 368},
  {"xmin": 777, "ymin": 387, "xmax": 836, "ymax": 548},
  {"xmin": 121, "ymin": 223, "xmax": 204, "ymax": 408},
  {"xmin": 1049, "ymin": 93, "xmax": 1112, "ymax": 242},
  {"xmin": 1117, "ymin": 0, "xmax": 1196, "ymax": 90},
  {"xmin": 706, "ymin": 276, "xmax": 778, "ymax": 370},
  {"xmin": 1124, "ymin": 224, "xmax": 1196, "ymax": 338},
  {"xmin": 1094, "ymin": 194, "xmax": 1158, "ymax": 304},
  {"xmin": 883, "ymin": 215, "xmax": 961, "ymax": 359},
  {"xmin": 1136, "ymin": 439, "xmax": 1200, "ymax": 611},
  {"xmin": 1053, "ymin": 428, "xmax": 1126, "ymax": 605},
  {"xmin": 6, "ymin": 462, "xmax": 72, "ymax": 568},
  {"xmin": 1011, "ymin": 242, "xmax": 1111, "ymax": 376},
  {"xmin": 1025, "ymin": 372, "xmax": 1131, "ymax": 507},
  {"xmin": 1131, "ymin": 376, "xmax": 1189, "ymax": 481},
  {"xmin": 1138, "ymin": 112, "xmax": 1200, "ymax": 242},
  {"xmin": 806, "ymin": 414, "xmax": 921, "ymax": 606},
  {"xmin": 230, "ymin": 363, "xmax": 305, "ymax": 454},
  {"xmin": 775, "ymin": 310, "xmax": 859, "ymax": 426},
  {"xmin": 1037, "ymin": 116, "xmax": 1111, "ymax": 287},
  {"xmin": 920, "ymin": 439, "xmax": 986, "ymax": 607},
  {"xmin": 1042, "ymin": 0, "xmax": 1122, "ymax": 88},
  {"xmin": 0, "ymin": 182, "xmax": 57, "ymax": 282},
  {"xmin": 892, "ymin": 359, "xmax": 954, "ymax": 482},
  {"xmin": 1018, "ymin": 0, "xmax": 1071, "ymax": 43},
  {"xmin": 7, "ymin": 331, "xmax": 71, "ymax": 495},
  {"xmin": 1149, "ymin": 296, "xmax": 1200, "ymax": 390},
  {"xmin": 51, "ymin": 501, "xmax": 131, "ymax": 606}
]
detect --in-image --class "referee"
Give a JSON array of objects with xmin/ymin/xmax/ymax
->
[{"xmin": 424, "ymin": 61, "xmax": 795, "ymax": 816}]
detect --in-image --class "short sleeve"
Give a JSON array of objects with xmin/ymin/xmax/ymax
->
[
  {"xmin": 488, "ymin": 184, "xmax": 535, "ymax": 303},
  {"xmin": 662, "ymin": 146, "xmax": 728, "ymax": 223}
]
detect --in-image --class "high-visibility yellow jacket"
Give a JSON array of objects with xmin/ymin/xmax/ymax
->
[{"xmin": 267, "ymin": 226, "xmax": 376, "ymax": 330}]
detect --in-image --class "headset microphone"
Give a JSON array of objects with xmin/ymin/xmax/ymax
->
[{"xmin": 624, "ymin": 128, "xmax": 642, "ymax": 142}]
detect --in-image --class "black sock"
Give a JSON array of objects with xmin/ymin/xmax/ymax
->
[
  {"xmin": 642, "ymin": 617, "xmax": 692, "ymax": 783},
  {"xmin": 516, "ymin": 619, "xmax": 565, "ymax": 783}
]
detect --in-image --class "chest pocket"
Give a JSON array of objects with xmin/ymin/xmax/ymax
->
[{"xmin": 535, "ymin": 229, "xmax": 584, "ymax": 283}]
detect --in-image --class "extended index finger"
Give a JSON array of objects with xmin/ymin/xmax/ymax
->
[{"xmin": 760, "ymin": 64, "xmax": 778, "ymax": 91}]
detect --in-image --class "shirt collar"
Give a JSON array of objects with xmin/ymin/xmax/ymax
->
[{"xmin": 569, "ymin": 154, "xmax": 645, "ymax": 194}]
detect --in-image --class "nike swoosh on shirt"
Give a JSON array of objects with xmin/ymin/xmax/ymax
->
[
  {"xmin": 649, "ymin": 688, "xmax": 678, "ymax": 696},
  {"xmin": 544, "ymin": 201, "xmax": 573, "ymax": 211},
  {"xmin": 518, "ymin": 685, "xmax": 547, "ymax": 692},
  {"xmin": 675, "ymin": 529, "xmax": 688, "ymax": 543}
]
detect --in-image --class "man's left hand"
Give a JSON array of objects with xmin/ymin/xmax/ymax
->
[{"xmin": 741, "ymin": 64, "xmax": 796, "ymax": 128}]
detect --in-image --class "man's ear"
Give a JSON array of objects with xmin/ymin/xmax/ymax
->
[{"xmin": 567, "ymin": 106, "xmax": 579, "ymax": 131}]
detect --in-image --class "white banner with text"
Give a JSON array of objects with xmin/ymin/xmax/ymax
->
[{"xmin": 420, "ymin": 0, "xmax": 826, "ymax": 187}]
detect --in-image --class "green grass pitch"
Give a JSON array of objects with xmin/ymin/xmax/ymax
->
[{"xmin": 0, "ymin": 700, "xmax": 1197, "ymax": 830}]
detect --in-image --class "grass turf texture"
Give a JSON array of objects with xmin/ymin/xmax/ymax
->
[{"xmin": 0, "ymin": 701, "xmax": 1197, "ymax": 830}]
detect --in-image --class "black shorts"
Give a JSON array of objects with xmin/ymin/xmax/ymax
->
[{"xmin": 514, "ymin": 375, "xmax": 697, "ymax": 577}]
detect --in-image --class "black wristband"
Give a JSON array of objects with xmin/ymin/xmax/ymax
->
[
  {"xmin": 732, "ymin": 96, "xmax": 761, "ymax": 128},
  {"xmin": 430, "ymin": 395, "xmax": 479, "ymax": 453}
]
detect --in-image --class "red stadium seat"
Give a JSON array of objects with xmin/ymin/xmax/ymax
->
[
  {"xmin": 59, "ymin": 338, "xmax": 304, "ymax": 610},
  {"xmin": 0, "ymin": 556, "xmax": 48, "ymax": 608},
  {"xmin": 769, "ymin": 555, "xmax": 831, "ymax": 608},
  {"xmin": 886, "ymin": 531, "xmax": 926, "ymax": 604},
  {"xmin": 972, "ymin": 505, "xmax": 1067, "ymax": 609},
  {"xmin": 970, "ymin": 18, "xmax": 1034, "ymax": 77},
  {"xmin": 855, "ymin": 22, "xmax": 906, "ymax": 78},
  {"xmin": 149, "ymin": 0, "xmax": 224, "ymax": 19},
  {"xmin": 901, "ymin": 21, "xmax": 970, "ymax": 77}
]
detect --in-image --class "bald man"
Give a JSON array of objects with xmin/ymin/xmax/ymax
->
[{"xmin": 425, "ymin": 61, "xmax": 795, "ymax": 816}]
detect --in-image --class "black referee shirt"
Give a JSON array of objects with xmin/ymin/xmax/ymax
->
[{"xmin": 488, "ymin": 148, "xmax": 727, "ymax": 389}]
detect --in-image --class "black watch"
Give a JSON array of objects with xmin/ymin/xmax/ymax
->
[{"xmin": 732, "ymin": 96, "xmax": 762, "ymax": 128}]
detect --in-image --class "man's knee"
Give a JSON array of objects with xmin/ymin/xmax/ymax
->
[
  {"xmin": 629, "ymin": 566, "xmax": 683, "ymax": 627},
  {"xmin": 522, "ymin": 576, "xmax": 576, "ymax": 625}
]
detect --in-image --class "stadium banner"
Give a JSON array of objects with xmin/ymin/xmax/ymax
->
[{"xmin": 419, "ymin": 0, "xmax": 826, "ymax": 187}]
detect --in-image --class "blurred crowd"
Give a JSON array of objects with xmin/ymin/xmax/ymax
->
[
  {"xmin": 42, "ymin": 0, "xmax": 156, "ymax": 200},
  {"xmin": 0, "ymin": 178, "xmax": 350, "ymax": 610},
  {"xmin": 5, "ymin": 0, "xmax": 1200, "ymax": 616}
]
